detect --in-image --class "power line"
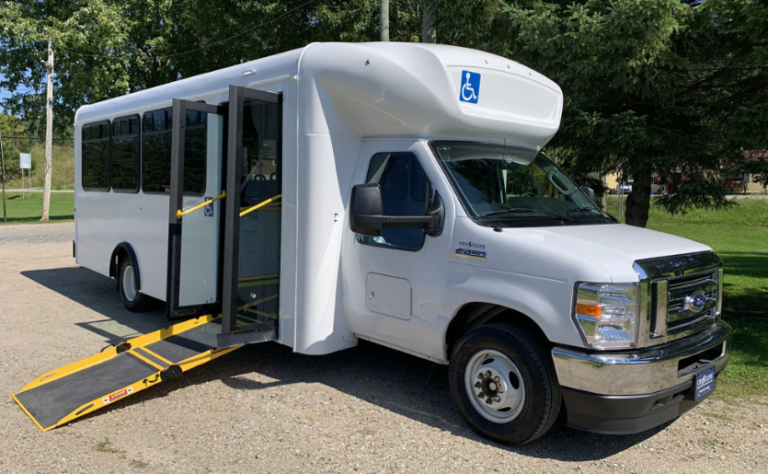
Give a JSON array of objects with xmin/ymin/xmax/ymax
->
[{"xmin": 58, "ymin": 0, "xmax": 316, "ymax": 61}]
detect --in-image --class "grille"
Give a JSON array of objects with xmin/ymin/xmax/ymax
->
[{"xmin": 666, "ymin": 270, "xmax": 718, "ymax": 334}]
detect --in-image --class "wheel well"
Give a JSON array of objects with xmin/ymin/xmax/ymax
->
[
  {"xmin": 109, "ymin": 242, "xmax": 140, "ymax": 291},
  {"xmin": 109, "ymin": 247, "xmax": 129, "ymax": 279},
  {"xmin": 445, "ymin": 303, "xmax": 550, "ymax": 359}
]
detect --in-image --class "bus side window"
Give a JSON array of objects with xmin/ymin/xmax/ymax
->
[
  {"xmin": 112, "ymin": 116, "xmax": 140, "ymax": 193},
  {"xmin": 81, "ymin": 121, "xmax": 111, "ymax": 191},
  {"xmin": 142, "ymin": 108, "xmax": 173, "ymax": 194}
]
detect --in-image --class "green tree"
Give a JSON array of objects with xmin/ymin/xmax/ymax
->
[{"xmin": 0, "ymin": 113, "xmax": 30, "ymax": 181}]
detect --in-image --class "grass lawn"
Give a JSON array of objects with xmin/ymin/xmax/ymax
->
[
  {"xmin": 0, "ymin": 192, "xmax": 74, "ymax": 224},
  {"xmin": 607, "ymin": 197, "xmax": 768, "ymax": 399}
]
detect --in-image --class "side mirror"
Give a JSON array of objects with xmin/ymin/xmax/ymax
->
[
  {"xmin": 349, "ymin": 184, "xmax": 444, "ymax": 237},
  {"xmin": 350, "ymin": 184, "xmax": 385, "ymax": 236},
  {"xmin": 581, "ymin": 185, "xmax": 596, "ymax": 204}
]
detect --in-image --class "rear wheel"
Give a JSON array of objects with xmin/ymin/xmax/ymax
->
[
  {"xmin": 449, "ymin": 323, "xmax": 561, "ymax": 445},
  {"xmin": 118, "ymin": 258, "xmax": 151, "ymax": 312}
]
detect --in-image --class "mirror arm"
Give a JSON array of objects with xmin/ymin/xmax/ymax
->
[{"xmin": 355, "ymin": 215, "xmax": 434, "ymax": 229}]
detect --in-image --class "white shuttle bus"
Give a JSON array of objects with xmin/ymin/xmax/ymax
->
[{"xmin": 71, "ymin": 43, "xmax": 731, "ymax": 444}]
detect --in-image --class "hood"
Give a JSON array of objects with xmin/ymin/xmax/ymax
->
[{"xmin": 500, "ymin": 223, "xmax": 712, "ymax": 282}]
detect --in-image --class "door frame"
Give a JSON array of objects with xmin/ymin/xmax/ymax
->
[
  {"xmin": 166, "ymin": 99, "xmax": 227, "ymax": 319},
  {"xmin": 220, "ymin": 85, "xmax": 283, "ymax": 338}
]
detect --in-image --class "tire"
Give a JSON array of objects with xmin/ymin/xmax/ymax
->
[
  {"xmin": 449, "ymin": 323, "xmax": 561, "ymax": 445},
  {"xmin": 118, "ymin": 258, "xmax": 152, "ymax": 312}
]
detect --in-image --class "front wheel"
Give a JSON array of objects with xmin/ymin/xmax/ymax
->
[
  {"xmin": 449, "ymin": 324, "xmax": 561, "ymax": 445},
  {"xmin": 118, "ymin": 259, "xmax": 152, "ymax": 312}
]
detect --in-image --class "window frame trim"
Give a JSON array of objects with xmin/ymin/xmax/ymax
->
[
  {"xmin": 355, "ymin": 150, "xmax": 434, "ymax": 253},
  {"xmin": 81, "ymin": 119, "xmax": 112, "ymax": 192},
  {"xmin": 111, "ymin": 113, "xmax": 141, "ymax": 194}
]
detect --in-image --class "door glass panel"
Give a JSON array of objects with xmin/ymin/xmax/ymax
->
[
  {"xmin": 235, "ymin": 99, "xmax": 281, "ymax": 325},
  {"xmin": 177, "ymin": 111, "xmax": 223, "ymax": 308}
]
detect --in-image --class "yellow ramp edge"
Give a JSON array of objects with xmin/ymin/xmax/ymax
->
[{"xmin": 12, "ymin": 314, "xmax": 241, "ymax": 432}]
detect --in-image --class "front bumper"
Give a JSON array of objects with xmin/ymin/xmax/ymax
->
[{"xmin": 552, "ymin": 321, "xmax": 732, "ymax": 434}]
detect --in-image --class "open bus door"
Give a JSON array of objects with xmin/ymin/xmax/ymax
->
[
  {"xmin": 218, "ymin": 85, "xmax": 283, "ymax": 348},
  {"xmin": 166, "ymin": 86, "xmax": 282, "ymax": 346}
]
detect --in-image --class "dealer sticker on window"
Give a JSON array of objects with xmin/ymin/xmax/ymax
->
[{"xmin": 695, "ymin": 367, "xmax": 715, "ymax": 401}]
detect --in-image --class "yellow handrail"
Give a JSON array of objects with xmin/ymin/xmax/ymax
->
[
  {"xmin": 240, "ymin": 194, "xmax": 282, "ymax": 218},
  {"xmin": 176, "ymin": 190, "xmax": 226, "ymax": 220}
]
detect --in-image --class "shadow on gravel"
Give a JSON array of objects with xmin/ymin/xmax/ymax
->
[
  {"xmin": 21, "ymin": 267, "xmax": 167, "ymax": 343},
  {"xmin": 23, "ymin": 266, "xmax": 663, "ymax": 461}
]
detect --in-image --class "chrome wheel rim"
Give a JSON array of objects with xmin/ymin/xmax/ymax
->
[
  {"xmin": 122, "ymin": 264, "xmax": 137, "ymax": 302},
  {"xmin": 464, "ymin": 349, "xmax": 526, "ymax": 423}
]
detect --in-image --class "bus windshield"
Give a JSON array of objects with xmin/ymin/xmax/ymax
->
[{"xmin": 430, "ymin": 141, "xmax": 616, "ymax": 227}]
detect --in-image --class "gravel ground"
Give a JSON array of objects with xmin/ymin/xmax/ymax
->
[
  {"xmin": 1, "ymin": 240, "xmax": 767, "ymax": 474},
  {"xmin": 0, "ymin": 221, "xmax": 74, "ymax": 245}
]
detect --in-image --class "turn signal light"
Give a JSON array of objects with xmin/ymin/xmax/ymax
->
[{"xmin": 575, "ymin": 303, "xmax": 602, "ymax": 318}]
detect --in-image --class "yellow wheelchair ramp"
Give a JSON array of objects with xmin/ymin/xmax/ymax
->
[{"xmin": 12, "ymin": 314, "xmax": 254, "ymax": 432}]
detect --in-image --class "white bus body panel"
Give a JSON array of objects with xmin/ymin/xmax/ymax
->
[{"xmin": 75, "ymin": 42, "xmax": 570, "ymax": 357}]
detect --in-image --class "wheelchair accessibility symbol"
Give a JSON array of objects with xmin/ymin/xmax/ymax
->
[
  {"xmin": 204, "ymin": 198, "xmax": 214, "ymax": 217},
  {"xmin": 459, "ymin": 70, "xmax": 481, "ymax": 104}
]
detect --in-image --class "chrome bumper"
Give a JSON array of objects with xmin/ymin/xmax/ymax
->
[{"xmin": 552, "ymin": 321, "xmax": 732, "ymax": 396}]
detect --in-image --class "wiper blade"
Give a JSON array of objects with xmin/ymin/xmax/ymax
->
[
  {"xmin": 566, "ymin": 207, "xmax": 617, "ymax": 221},
  {"xmin": 477, "ymin": 208, "xmax": 574, "ymax": 222},
  {"xmin": 566, "ymin": 207, "xmax": 602, "ymax": 214},
  {"xmin": 477, "ymin": 208, "xmax": 536, "ymax": 218}
]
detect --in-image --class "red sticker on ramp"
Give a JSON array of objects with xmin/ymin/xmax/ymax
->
[{"xmin": 102, "ymin": 387, "xmax": 133, "ymax": 404}]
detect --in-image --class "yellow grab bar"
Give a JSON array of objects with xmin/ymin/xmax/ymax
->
[
  {"xmin": 176, "ymin": 191, "xmax": 226, "ymax": 220},
  {"xmin": 240, "ymin": 194, "xmax": 281, "ymax": 218}
]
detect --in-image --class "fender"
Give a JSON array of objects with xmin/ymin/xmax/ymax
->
[{"xmin": 109, "ymin": 242, "xmax": 141, "ymax": 292}]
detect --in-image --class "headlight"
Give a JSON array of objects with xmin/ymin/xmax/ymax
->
[{"xmin": 573, "ymin": 283, "xmax": 639, "ymax": 350}]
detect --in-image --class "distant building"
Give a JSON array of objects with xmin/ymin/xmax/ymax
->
[{"xmin": 603, "ymin": 150, "xmax": 767, "ymax": 195}]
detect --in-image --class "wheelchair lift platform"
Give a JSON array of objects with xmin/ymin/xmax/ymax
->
[{"xmin": 12, "ymin": 314, "xmax": 273, "ymax": 432}]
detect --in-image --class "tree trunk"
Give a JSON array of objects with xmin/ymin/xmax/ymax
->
[{"xmin": 625, "ymin": 168, "xmax": 652, "ymax": 227}]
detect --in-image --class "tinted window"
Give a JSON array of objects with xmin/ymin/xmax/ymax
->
[
  {"xmin": 142, "ymin": 109, "xmax": 172, "ymax": 193},
  {"xmin": 356, "ymin": 152, "xmax": 433, "ymax": 251},
  {"xmin": 142, "ymin": 108, "xmax": 206, "ymax": 195},
  {"xmin": 184, "ymin": 110, "xmax": 207, "ymax": 195},
  {"xmin": 112, "ymin": 116, "xmax": 139, "ymax": 192},
  {"xmin": 81, "ymin": 122, "xmax": 110, "ymax": 190}
]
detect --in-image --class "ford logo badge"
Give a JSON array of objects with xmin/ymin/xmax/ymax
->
[{"xmin": 685, "ymin": 291, "xmax": 707, "ymax": 313}]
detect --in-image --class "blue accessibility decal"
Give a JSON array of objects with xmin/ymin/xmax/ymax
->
[
  {"xmin": 459, "ymin": 70, "xmax": 481, "ymax": 104},
  {"xmin": 204, "ymin": 197, "xmax": 214, "ymax": 217}
]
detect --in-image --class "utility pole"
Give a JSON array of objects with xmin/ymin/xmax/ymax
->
[
  {"xmin": 1, "ymin": 117, "xmax": 7, "ymax": 223},
  {"xmin": 42, "ymin": 39, "xmax": 54, "ymax": 221},
  {"xmin": 380, "ymin": 0, "xmax": 389, "ymax": 41},
  {"xmin": 422, "ymin": 3, "xmax": 436, "ymax": 43}
]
